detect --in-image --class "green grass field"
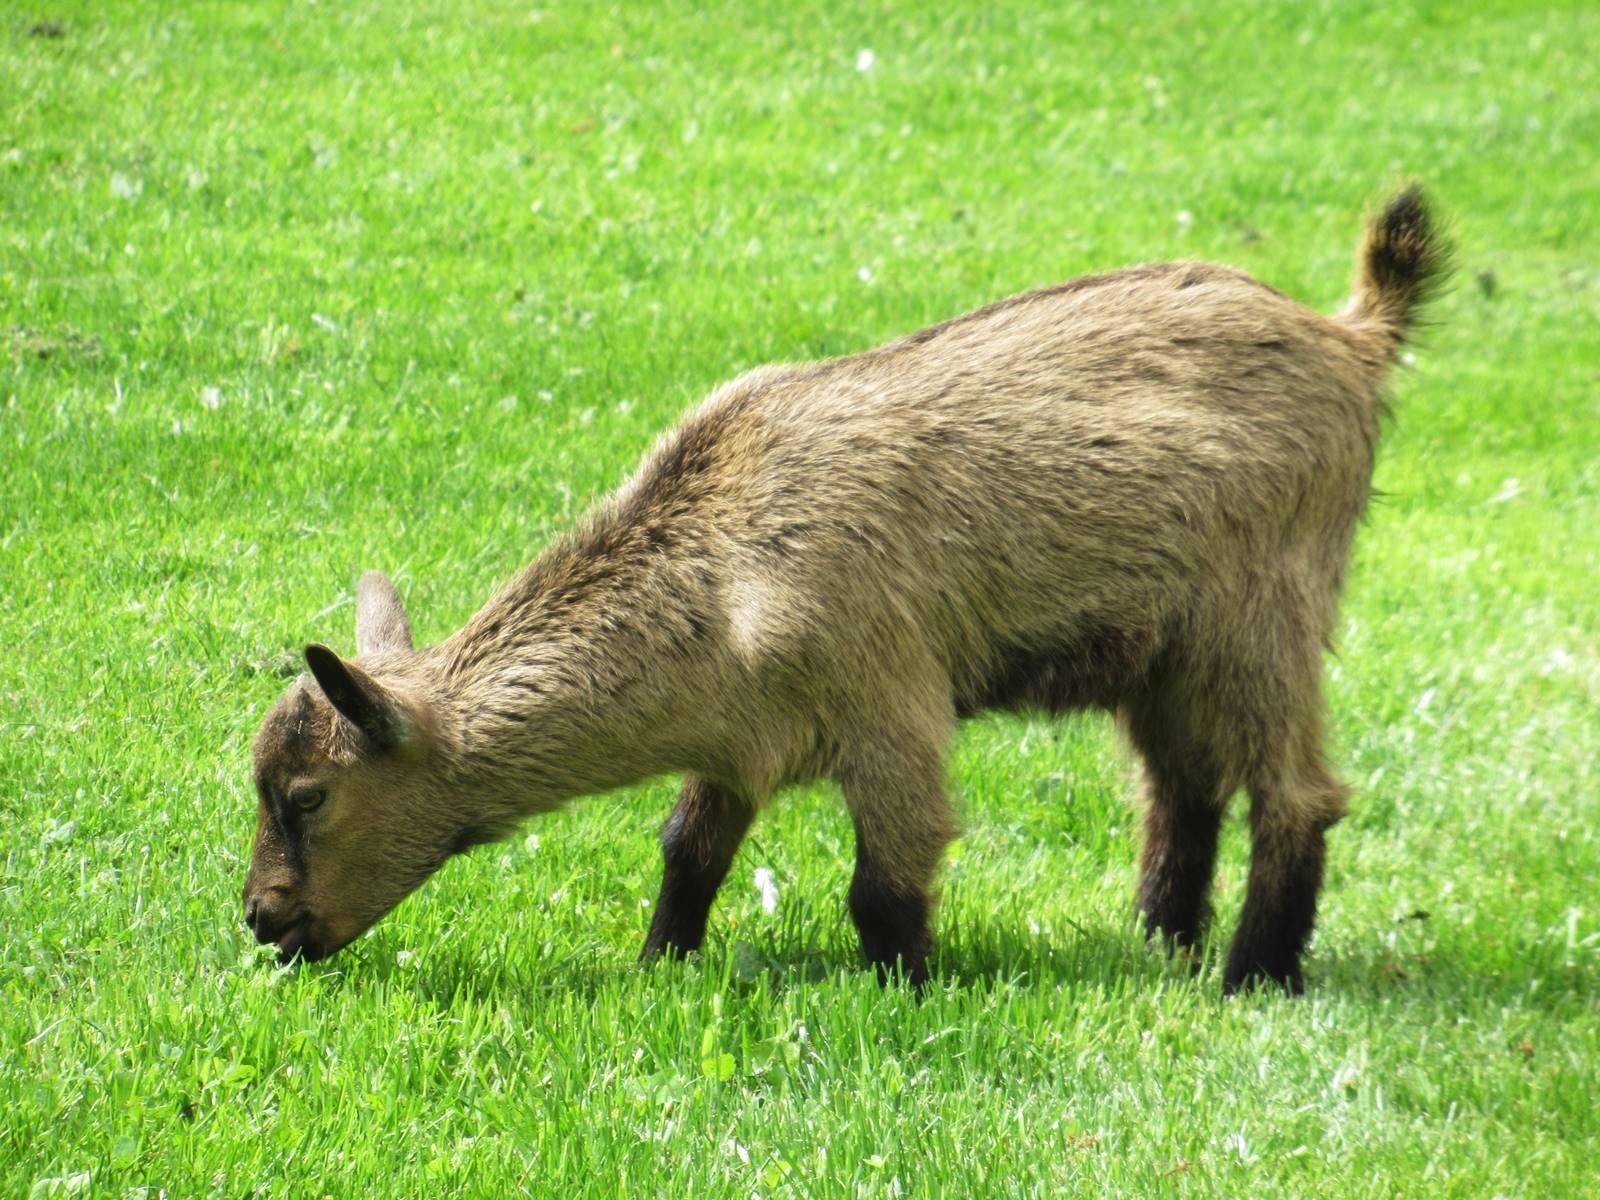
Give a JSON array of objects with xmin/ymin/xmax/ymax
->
[{"xmin": 4, "ymin": 1, "xmax": 1598, "ymax": 1195}]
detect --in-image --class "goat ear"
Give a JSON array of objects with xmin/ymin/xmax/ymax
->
[
  {"xmin": 304, "ymin": 642, "xmax": 409, "ymax": 751},
  {"xmin": 355, "ymin": 570, "xmax": 414, "ymax": 656}
]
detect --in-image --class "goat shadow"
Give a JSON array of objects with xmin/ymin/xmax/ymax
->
[{"xmin": 307, "ymin": 908, "xmax": 1597, "ymax": 1033}]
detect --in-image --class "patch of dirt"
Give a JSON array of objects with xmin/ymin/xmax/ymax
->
[{"xmin": 3, "ymin": 325, "xmax": 103, "ymax": 362}]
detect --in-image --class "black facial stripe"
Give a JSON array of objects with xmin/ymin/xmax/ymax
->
[{"xmin": 267, "ymin": 787, "xmax": 310, "ymax": 873}]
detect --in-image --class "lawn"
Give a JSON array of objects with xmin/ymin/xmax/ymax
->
[{"xmin": 3, "ymin": 1, "xmax": 1597, "ymax": 1195}]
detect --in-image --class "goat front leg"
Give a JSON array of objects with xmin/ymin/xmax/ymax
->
[
  {"xmin": 641, "ymin": 776, "xmax": 755, "ymax": 961},
  {"xmin": 839, "ymin": 734, "xmax": 955, "ymax": 987}
]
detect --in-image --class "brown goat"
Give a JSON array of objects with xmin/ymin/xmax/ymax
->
[{"xmin": 245, "ymin": 190, "xmax": 1447, "ymax": 993}]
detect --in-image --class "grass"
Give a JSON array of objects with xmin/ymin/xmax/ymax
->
[{"xmin": 3, "ymin": 0, "xmax": 1597, "ymax": 1195}]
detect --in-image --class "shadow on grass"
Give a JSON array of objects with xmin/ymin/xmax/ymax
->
[
  {"xmin": 294, "ymin": 908, "xmax": 1600, "ymax": 1028},
  {"xmin": 303, "ymin": 912, "xmax": 1182, "ymax": 1017},
  {"xmin": 1313, "ymin": 940, "xmax": 1598, "ymax": 1016}
]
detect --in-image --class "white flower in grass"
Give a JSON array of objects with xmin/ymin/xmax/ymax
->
[
  {"xmin": 200, "ymin": 386, "xmax": 221, "ymax": 410},
  {"xmin": 1488, "ymin": 477, "xmax": 1520, "ymax": 504},
  {"xmin": 753, "ymin": 867, "xmax": 779, "ymax": 914},
  {"xmin": 857, "ymin": 265, "xmax": 873, "ymax": 284},
  {"xmin": 110, "ymin": 172, "xmax": 141, "ymax": 200},
  {"xmin": 29, "ymin": 1171, "xmax": 91, "ymax": 1195},
  {"xmin": 856, "ymin": 48, "xmax": 876, "ymax": 73},
  {"xmin": 397, "ymin": 949, "xmax": 415, "ymax": 967},
  {"xmin": 1221, "ymin": 1132, "xmax": 1257, "ymax": 1163},
  {"xmin": 1541, "ymin": 647, "xmax": 1574, "ymax": 676},
  {"xmin": 1176, "ymin": 209, "xmax": 1194, "ymax": 229}
]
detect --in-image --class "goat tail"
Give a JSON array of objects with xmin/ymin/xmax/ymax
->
[{"xmin": 1342, "ymin": 185, "xmax": 1451, "ymax": 345}]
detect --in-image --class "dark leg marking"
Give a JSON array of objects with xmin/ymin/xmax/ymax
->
[
  {"xmin": 848, "ymin": 840, "xmax": 933, "ymax": 987},
  {"xmin": 1119, "ymin": 689, "xmax": 1229, "ymax": 955},
  {"xmin": 1137, "ymin": 770, "xmax": 1226, "ymax": 954},
  {"xmin": 839, "ymin": 741, "xmax": 953, "ymax": 989},
  {"xmin": 1223, "ymin": 785, "xmax": 1334, "ymax": 995},
  {"xmin": 1139, "ymin": 790, "xmax": 1222, "ymax": 960},
  {"xmin": 834, "ymin": 710, "xmax": 955, "ymax": 988},
  {"xmin": 641, "ymin": 776, "xmax": 755, "ymax": 961}
]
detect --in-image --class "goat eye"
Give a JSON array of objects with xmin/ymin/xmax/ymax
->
[{"xmin": 290, "ymin": 788, "xmax": 326, "ymax": 813}]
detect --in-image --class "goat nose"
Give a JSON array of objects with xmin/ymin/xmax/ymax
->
[{"xmin": 245, "ymin": 894, "xmax": 261, "ymax": 932}]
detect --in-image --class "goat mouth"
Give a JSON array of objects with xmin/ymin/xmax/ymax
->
[{"xmin": 275, "ymin": 918, "xmax": 316, "ymax": 963}]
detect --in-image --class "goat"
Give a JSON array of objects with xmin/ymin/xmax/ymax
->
[{"xmin": 244, "ymin": 189, "xmax": 1447, "ymax": 993}]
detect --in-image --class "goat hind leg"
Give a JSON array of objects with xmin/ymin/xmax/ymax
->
[
  {"xmin": 1224, "ymin": 767, "xmax": 1347, "ymax": 995},
  {"xmin": 1121, "ymin": 691, "xmax": 1231, "ymax": 954},
  {"xmin": 1136, "ymin": 758, "xmax": 1227, "ymax": 956}
]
